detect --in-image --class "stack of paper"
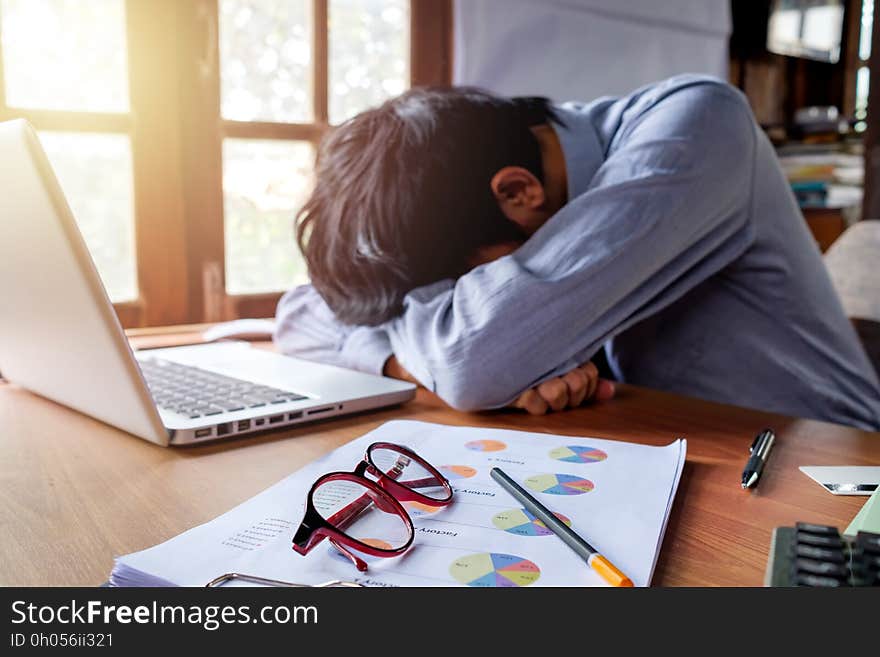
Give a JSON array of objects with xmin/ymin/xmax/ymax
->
[{"xmin": 111, "ymin": 421, "xmax": 686, "ymax": 587}]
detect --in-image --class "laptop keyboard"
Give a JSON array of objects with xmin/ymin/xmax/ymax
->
[{"xmin": 140, "ymin": 358, "xmax": 308, "ymax": 419}]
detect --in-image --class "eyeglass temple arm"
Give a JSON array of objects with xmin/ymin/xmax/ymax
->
[
  {"xmin": 324, "ymin": 486, "xmax": 401, "ymax": 530},
  {"xmin": 325, "ymin": 494, "xmax": 372, "ymax": 528},
  {"xmin": 393, "ymin": 475, "xmax": 445, "ymax": 489},
  {"xmin": 378, "ymin": 455, "xmax": 445, "ymax": 490},
  {"xmin": 292, "ymin": 496, "xmax": 373, "ymax": 553}
]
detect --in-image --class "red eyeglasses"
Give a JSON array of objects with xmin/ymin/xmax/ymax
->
[{"xmin": 292, "ymin": 442, "xmax": 454, "ymax": 572}]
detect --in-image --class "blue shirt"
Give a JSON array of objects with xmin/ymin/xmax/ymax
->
[{"xmin": 275, "ymin": 75, "xmax": 880, "ymax": 430}]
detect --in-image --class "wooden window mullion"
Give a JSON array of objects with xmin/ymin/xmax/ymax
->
[
  {"xmin": 842, "ymin": 0, "xmax": 863, "ymax": 118},
  {"xmin": 411, "ymin": 0, "xmax": 453, "ymax": 87},
  {"xmin": 222, "ymin": 120, "xmax": 324, "ymax": 141},
  {"xmin": 125, "ymin": 0, "xmax": 189, "ymax": 327},
  {"xmin": 178, "ymin": 0, "xmax": 226, "ymax": 324},
  {"xmin": 313, "ymin": 0, "xmax": 329, "ymax": 127}
]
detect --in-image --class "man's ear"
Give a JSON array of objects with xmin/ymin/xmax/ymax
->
[{"xmin": 490, "ymin": 166, "xmax": 547, "ymax": 233}]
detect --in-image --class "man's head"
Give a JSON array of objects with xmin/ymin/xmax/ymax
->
[{"xmin": 296, "ymin": 87, "xmax": 565, "ymax": 326}]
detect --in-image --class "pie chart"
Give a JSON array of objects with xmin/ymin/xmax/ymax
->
[
  {"xmin": 524, "ymin": 473, "xmax": 594, "ymax": 495},
  {"xmin": 491, "ymin": 508, "xmax": 572, "ymax": 536},
  {"xmin": 439, "ymin": 464, "xmax": 477, "ymax": 480},
  {"xmin": 449, "ymin": 552, "xmax": 541, "ymax": 587},
  {"xmin": 549, "ymin": 445, "xmax": 608, "ymax": 463},
  {"xmin": 465, "ymin": 439, "xmax": 507, "ymax": 452}
]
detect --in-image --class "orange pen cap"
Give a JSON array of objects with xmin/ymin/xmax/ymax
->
[{"xmin": 590, "ymin": 554, "xmax": 634, "ymax": 587}]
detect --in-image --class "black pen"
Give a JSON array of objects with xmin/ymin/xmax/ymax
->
[{"xmin": 741, "ymin": 429, "xmax": 775, "ymax": 489}]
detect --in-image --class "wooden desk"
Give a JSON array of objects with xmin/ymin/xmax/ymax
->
[
  {"xmin": 1, "ymin": 335, "xmax": 878, "ymax": 587},
  {"xmin": 802, "ymin": 206, "xmax": 851, "ymax": 253}
]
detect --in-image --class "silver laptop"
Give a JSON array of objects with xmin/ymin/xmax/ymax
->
[{"xmin": 0, "ymin": 119, "xmax": 415, "ymax": 446}]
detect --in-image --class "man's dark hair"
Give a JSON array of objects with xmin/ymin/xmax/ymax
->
[{"xmin": 296, "ymin": 86, "xmax": 559, "ymax": 326}]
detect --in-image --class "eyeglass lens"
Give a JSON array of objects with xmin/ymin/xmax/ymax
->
[
  {"xmin": 368, "ymin": 445, "xmax": 451, "ymax": 501},
  {"xmin": 312, "ymin": 478, "xmax": 411, "ymax": 551}
]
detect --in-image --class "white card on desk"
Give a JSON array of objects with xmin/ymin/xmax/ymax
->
[{"xmin": 799, "ymin": 466, "xmax": 880, "ymax": 495}]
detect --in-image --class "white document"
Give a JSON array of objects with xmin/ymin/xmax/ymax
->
[
  {"xmin": 799, "ymin": 466, "xmax": 880, "ymax": 495},
  {"xmin": 111, "ymin": 421, "xmax": 686, "ymax": 587}
]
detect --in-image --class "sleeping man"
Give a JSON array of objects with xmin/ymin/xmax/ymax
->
[{"xmin": 274, "ymin": 74, "xmax": 880, "ymax": 430}]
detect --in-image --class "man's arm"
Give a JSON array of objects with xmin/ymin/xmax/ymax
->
[
  {"xmin": 274, "ymin": 284, "xmax": 392, "ymax": 375},
  {"xmin": 384, "ymin": 81, "xmax": 758, "ymax": 411},
  {"xmin": 276, "ymin": 286, "xmax": 615, "ymax": 414},
  {"xmin": 384, "ymin": 354, "xmax": 615, "ymax": 414}
]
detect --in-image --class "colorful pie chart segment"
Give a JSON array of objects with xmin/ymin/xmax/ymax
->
[
  {"xmin": 449, "ymin": 552, "xmax": 541, "ymax": 587},
  {"xmin": 465, "ymin": 439, "xmax": 507, "ymax": 452},
  {"xmin": 549, "ymin": 445, "xmax": 608, "ymax": 464},
  {"xmin": 491, "ymin": 508, "xmax": 572, "ymax": 536},
  {"xmin": 403, "ymin": 500, "xmax": 444, "ymax": 517},
  {"xmin": 439, "ymin": 464, "xmax": 477, "ymax": 480},
  {"xmin": 524, "ymin": 473, "xmax": 594, "ymax": 495}
]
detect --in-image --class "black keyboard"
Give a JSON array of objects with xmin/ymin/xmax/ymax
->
[
  {"xmin": 766, "ymin": 522, "xmax": 880, "ymax": 587},
  {"xmin": 140, "ymin": 358, "xmax": 308, "ymax": 419}
]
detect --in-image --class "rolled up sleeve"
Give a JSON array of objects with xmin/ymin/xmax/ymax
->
[{"xmin": 274, "ymin": 284, "xmax": 392, "ymax": 376}]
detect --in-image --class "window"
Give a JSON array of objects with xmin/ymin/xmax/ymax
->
[
  {"xmin": 217, "ymin": 0, "xmax": 409, "ymax": 300},
  {"xmin": 0, "ymin": 0, "xmax": 450, "ymax": 327},
  {"xmin": 767, "ymin": 0, "xmax": 845, "ymax": 63},
  {"xmin": 0, "ymin": 0, "xmax": 137, "ymax": 306},
  {"xmin": 854, "ymin": 0, "xmax": 874, "ymax": 132}
]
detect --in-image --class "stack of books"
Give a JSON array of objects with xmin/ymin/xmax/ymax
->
[{"xmin": 775, "ymin": 141, "xmax": 863, "ymax": 211}]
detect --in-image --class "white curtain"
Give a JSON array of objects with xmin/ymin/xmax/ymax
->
[{"xmin": 453, "ymin": 0, "xmax": 731, "ymax": 102}]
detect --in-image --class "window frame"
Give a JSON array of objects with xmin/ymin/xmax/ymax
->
[
  {"xmin": 0, "ymin": 0, "xmax": 192, "ymax": 327},
  {"xmin": 0, "ymin": 0, "xmax": 452, "ymax": 328},
  {"xmin": 843, "ymin": 0, "xmax": 869, "ymax": 118}
]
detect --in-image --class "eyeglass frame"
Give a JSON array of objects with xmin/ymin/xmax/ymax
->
[{"xmin": 291, "ymin": 441, "xmax": 454, "ymax": 572}]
